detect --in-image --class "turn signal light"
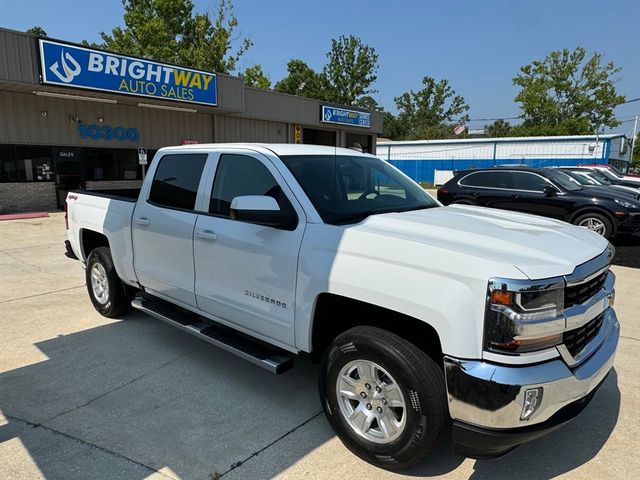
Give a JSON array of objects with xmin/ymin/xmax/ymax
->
[
  {"xmin": 491, "ymin": 290, "xmax": 512, "ymax": 306},
  {"xmin": 488, "ymin": 333, "xmax": 562, "ymax": 353}
]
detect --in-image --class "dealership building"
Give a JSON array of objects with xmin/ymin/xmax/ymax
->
[{"xmin": 0, "ymin": 27, "xmax": 382, "ymax": 213}]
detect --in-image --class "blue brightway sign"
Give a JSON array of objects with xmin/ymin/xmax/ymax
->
[
  {"xmin": 39, "ymin": 39, "xmax": 217, "ymax": 106},
  {"xmin": 321, "ymin": 106, "xmax": 371, "ymax": 128}
]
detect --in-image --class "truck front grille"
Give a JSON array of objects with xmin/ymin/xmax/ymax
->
[
  {"xmin": 563, "ymin": 313, "xmax": 604, "ymax": 357},
  {"xmin": 564, "ymin": 271, "xmax": 607, "ymax": 308}
]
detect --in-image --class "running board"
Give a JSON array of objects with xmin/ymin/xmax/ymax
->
[{"xmin": 131, "ymin": 297, "xmax": 294, "ymax": 374}]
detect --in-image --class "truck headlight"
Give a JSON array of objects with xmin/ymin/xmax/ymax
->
[{"xmin": 484, "ymin": 280, "xmax": 564, "ymax": 354}]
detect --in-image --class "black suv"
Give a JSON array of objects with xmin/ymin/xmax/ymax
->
[{"xmin": 437, "ymin": 166, "xmax": 640, "ymax": 238}]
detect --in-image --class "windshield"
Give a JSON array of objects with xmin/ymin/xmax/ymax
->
[
  {"xmin": 584, "ymin": 169, "xmax": 612, "ymax": 184},
  {"xmin": 596, "ymin": 168, "xmax": 620, "ymax": 181},
  {"xmin": 562, "ymin": 170, "xmax": 599, "ymax": 186},
  {"xmin": 608, "ymin": 165, "xmax": 626, "ymax": 177},
  {"xmin": 544, "ymin": 170, "xmax": 582, "ymax": 191},
  {"xmin": 280, "ymin": 155, "xmax": 438, "ymax": 224}
]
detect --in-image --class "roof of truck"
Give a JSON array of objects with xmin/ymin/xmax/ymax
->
[{"xmin": 158, "ymin": 143, "xmax": 371, "ymax": 157}]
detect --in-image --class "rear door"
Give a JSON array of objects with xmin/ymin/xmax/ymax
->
[
  {"xmin": 132, "ymin": 152, "xmax": 208, "ymax": 308},
  {"xmin": 458, "ymin": 171, "xmax": 518, "ymax": 210},
  {"xmin": 193, "ymin": 150, "xmax": 305, "ymax": 347}
]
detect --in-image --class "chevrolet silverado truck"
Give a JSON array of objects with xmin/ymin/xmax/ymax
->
[{"xmin": 65, "ymin": 144, "xmax": 619, "ymax": 470}]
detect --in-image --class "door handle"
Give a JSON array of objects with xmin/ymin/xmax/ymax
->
[
  {"xmin": 135, "ymin": 217, "xmax": 151, "ymax": 226},
  {"xmin": 512, "ymin": 194, "xmax": 520, "ymax": 200},
  {"xmin": 197, "ymin": 229, "xmax": 218, "ymax": 241}
]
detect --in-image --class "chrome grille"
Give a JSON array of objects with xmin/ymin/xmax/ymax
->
[
  {"xmin": 563, "ymin": 313, "xmax": 604, "ymax": 357},
  {"xmin": 564, "ymin": 271, "xmax": 607, "ymax": 308}
]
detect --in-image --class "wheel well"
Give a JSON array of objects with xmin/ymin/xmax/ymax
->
[
  {"xmin": 568, "ymin": 208, "xmax": 617, "ymax": 231},
  {"xmin": 80, "ymin": 229, "xmax": 109, "ymax": 260},
  {"xmin": 310, "ymin": 293, "xmax": 443, "ymax": 366}
]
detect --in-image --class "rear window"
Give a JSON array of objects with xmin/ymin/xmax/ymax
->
[
  {"xmin": 148, "ymin": 154, "xmax": 208, "ymax": 210},
  {"xmin": 459, "ymin": 171, "xmax": 509, "ymax": 188}
]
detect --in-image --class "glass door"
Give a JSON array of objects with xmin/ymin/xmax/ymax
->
[{"xmin": 53, "ymin": 147, "xmax": 84, "ymax": 208}]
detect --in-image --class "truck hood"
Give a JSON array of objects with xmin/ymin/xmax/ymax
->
[{"xmin": 353, "ymin": 205, "xmax": 609, "ymax": 280}]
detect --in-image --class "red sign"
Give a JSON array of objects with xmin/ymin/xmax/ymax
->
[{"xmin": 181, "ymin": 139, "xmax": 200, "ymax": 145}]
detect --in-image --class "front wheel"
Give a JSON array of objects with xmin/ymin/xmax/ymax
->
[
  {"xmin": 573, "ymin": 212, "xmax": 613, "ymax": 239},
  {"xmin": 319, "ymin": 326, "xmax": 447, "ymax": 470},
  {"xmin": 86, "ymin": 246, "xmax": 132, "ymax": 317}
]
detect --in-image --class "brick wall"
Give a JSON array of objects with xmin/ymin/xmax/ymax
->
[{"xmin": 0, "ymin": 182, "xmax": 57, "ymax": 214}]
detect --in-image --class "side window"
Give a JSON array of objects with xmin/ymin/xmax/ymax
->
[
  {"xmin": 148, "ymin": 154, "xmax": 208, "ymax": 210},
  {"xmin": 460, "ymin": 171, "xmax": 509, "ymax": 188},
  {"xmin": 209, "ymin": 154, "xmax": 289, "ymax": 217},
  {"xmin": 510, "ymin": 172, "xmax": 549, "ymax": 192}
]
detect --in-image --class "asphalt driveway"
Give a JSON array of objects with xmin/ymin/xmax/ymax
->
[{"xmin": 0, "ymin": 213, "xmax": 638, "ymax": 479}]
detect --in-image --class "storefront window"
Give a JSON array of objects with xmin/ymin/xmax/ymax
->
[
  {"xmin": 85, "ymin": 148, "xmax": 118, "ymax": 180},
  {"xmin": 118, "ymin": 149, "xmax": 141, "ymax": 180},
  {"xmin": 0, "ymin": 145, "xmax": 53, "ymax": 182},
  {"xmin": 0, "ymin": 145, "xmax": 19, "ymax": 182}
]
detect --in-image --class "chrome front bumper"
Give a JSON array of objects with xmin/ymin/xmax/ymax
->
[{"xmin": 444, "ymin": 307, "xmax": 619, "ymax": 430}]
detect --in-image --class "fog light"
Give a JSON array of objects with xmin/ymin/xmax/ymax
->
[{"xmin": 521, "ymin": 388, "xmax": 543, "ymax": 421}]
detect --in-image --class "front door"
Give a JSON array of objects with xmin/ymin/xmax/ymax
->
[
  {"xmin": 508, "ymin": 172, "xmax": 568, "ymax": 219},
  {"xmin": 53, "ymin": 147, "xmax": 83, "ymax": 208},
  {"xmin": 193, "ymin": 152, "xmax": 305, "ymax": 347}
]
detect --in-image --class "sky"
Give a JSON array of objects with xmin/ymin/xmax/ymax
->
[{"xmin": 2, "ymin": 0, "xmax": 639, "ymax": 133}]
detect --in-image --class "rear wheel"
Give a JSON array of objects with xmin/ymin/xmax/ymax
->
[
  {"xmin": 319, "ymin": 326, "xmax": 447, "ymax": 470},
  {"xmin": 86, "ymin": 246, "xmax": 132, "ymax": 317},
  {"xmin": 573, "ymin": 212, "xmax": 613, "ymax": 239}
]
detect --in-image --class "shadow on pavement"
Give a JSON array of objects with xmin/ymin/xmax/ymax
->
[
  {"xmin": 402, "ymin": 371, "xmax": 620, "ymax": 478},
  {"xmin": 0, "ymin": 312, "xmax": 324, "ymax": 479},
  {"xmin": 0, "ymin": 310, "xmax": 621, "ymax": 479},
  {"xmin": 467, "ymin": 369, "xmax": 620, "ymax": 480}
]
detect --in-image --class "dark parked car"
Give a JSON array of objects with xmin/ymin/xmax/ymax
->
[
  {"xmin": 557, "ymin": 169, "xmax": 640, "ymax": 200},
  {"xmin": 559, "ymin": 166, "xmax": 640, "ymax": 191},
  {"xmin": 437, "ymin": 167, "xmax": 640, "ymax": 238}
]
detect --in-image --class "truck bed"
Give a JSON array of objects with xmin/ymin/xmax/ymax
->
[{"xmin": 71, "ymin": 188, "xmax": 141, "ymax": 202}]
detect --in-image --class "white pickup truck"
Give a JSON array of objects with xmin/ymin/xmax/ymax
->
[{"xmin": 65, "ymin": 143, "xmax": 619, "ymax": 469}]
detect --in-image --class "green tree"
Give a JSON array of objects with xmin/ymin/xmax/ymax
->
[
  {"xmin": 355, "ymin": 95, "xmax": 381, "ymax": 111},
  {"xmin": 323, "ymin": 35, "xmax": 378, "ymax": 106},
  {"xmin": 26, "ymin": 26, "xmax": 47, "ymax": 37},
  {"xmin": 98, "ymin": 0, "xmax": 251, "ymax": 74},
  {"xmin": 512, "ymin": 47, "xmax": 625, "ymax": 136},
  {"xmin": 393, "ymin": 76, "xmax": 469, "ymax": 139},
  {"xmin": 240, "ymin": 64, "xmax": 271, "ymax": 90},
  {"xmin": 274, "ymin": 59, "xmax": 328, "ymax": 100},
  {"xmin": 485, "ymin": 119, "xmax": 512, "ymax": 137},
  {"xmin": 382, "ymin": 112, "xmax": 406, "ymax": 140}
]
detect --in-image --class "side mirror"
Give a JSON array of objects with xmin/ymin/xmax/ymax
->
[
  {"xmin": 543, "ymin": 185, "xmax": 557, "ymax": 197},
  {"xmin": 230, "ymin": 195, "xmax": 297, "ymax": 230}
]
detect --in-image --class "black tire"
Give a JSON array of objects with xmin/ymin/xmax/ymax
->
[
  {"xmin": 572, "ymin": 212, "xmax": 614, "ymax": 239},
  {"xmin": 319, "ymin": 326, "xmax": 447, "ymax": 470},
  {"xmin": 85, "ymin": 246, "xmax": 132, "ymax": 317},
  {"xmin": 451, "ymin": 199, "xmax": 474, "ymax": 205}
]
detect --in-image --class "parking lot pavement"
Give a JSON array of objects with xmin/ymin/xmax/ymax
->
[{"xmin": 1, "ymin": 213, "xmax": 639, "ymax": 480}]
